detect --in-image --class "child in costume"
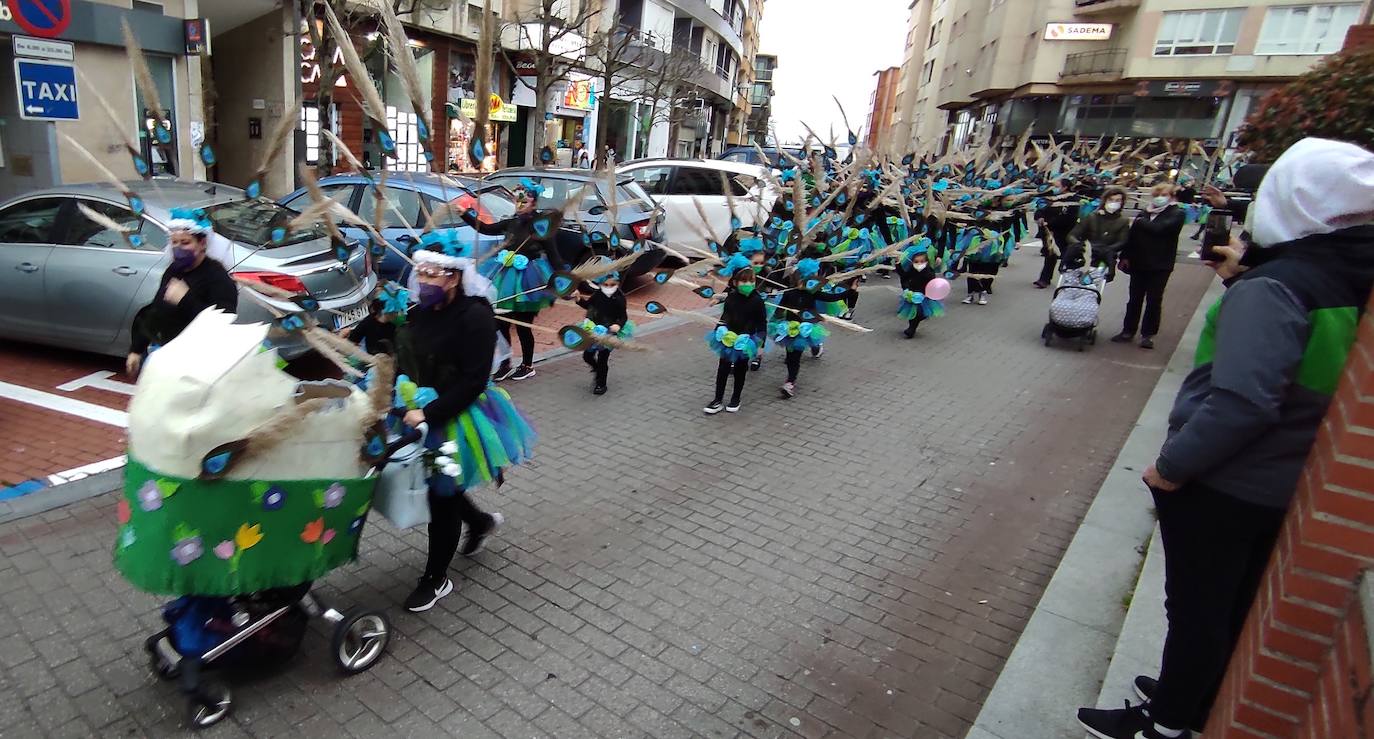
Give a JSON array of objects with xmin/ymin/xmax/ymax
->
[
  {"xmin": 770, "ymin": 258, "xmax": 846, "ymax": 398},
  {"xmin": 894, "ymin": 240, "xmax": 944, "ymax": 338},
  {"xmin": 704, "ymin": 257, "xmax": 767, "ymax": 414},
  {"xmin": 393, "ymin": 242, "xmax": 536, "ymax": 612},
  {"xmin": 463, "ymin": 179, "xmax": 567, "ymax": 382},
  {"xmin": 575, "ymin": 272, "xmax": 631, "ymax": 396}
]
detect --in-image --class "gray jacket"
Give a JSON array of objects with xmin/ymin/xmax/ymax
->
[{"xmin": 1156, "ymin": 229, "xmax": 1374, "ymax": 507}]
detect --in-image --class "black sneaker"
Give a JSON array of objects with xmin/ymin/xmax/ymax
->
[
  {"xmin": 703, "ymin": 400, "xmax": 724, "ymax": 415},
  {"xmin": 1110, "ymin": 332, "xmax": 1134, "ymax": 343},
  {"xmin": 902, "ymin": 327, "xmax": 916, "ymax": 339},
  {"xmin": 749, "ymin": 358, "xmax": 762, "ymax": 371},
  {"xmin": 780, "ymin": 382, "xmax": 796, "ymax": 399},
  {"xmin": 725, "ymin": 399, "xmax": 741, "ymax": 413},
  {"xmin": 1078, "ymin": 701, "xmax": 1186, "ymax": 739},
  {"xmin": 1133, "ymin": 675, "xmax": 1158, "ymax": 703},
  {"xmin": 493, "ymin": 362, "xmax": 516, "ymax": 382},
  {"xmin": 592, "ymin": 383, "xmax": 607, "ymax": 395},
  {"xmin": 460, "ymin": 512, "xmax": 503, "ymax": 556},
  {"xmin": 404, "ymin": 577, "xmax": 453, "ymax": 613},
  {"xmin": 1140, "ymin": 337, "xmax": 1155, "ymax": 350},
  {"xmin": 509, "ymin": 364, "xmax": 536, "ymax": 381}
]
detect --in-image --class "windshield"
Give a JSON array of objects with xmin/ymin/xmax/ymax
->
[
  {"xmin": 447, "ymin": 186, "xmax": 518, "ymax": 225},
  {"xmin": 490, "ymin": 176, "xmax": 600, "ymax": 210},
  {"xmin": 617, "ymin": 182, "xmax": 655, "ymax": 210},
  {"xmin": 205, "ymin": 199, "xmax": 327, "ymax": 247}
]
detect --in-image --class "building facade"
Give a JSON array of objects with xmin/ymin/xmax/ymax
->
[
  {"xmin": 892, "ymin": 0, "xmax": 1374, "ymax": 157},
  {"xmin": 747, "ymin": 53, "xmax": 777, "ymax": 145},
  {"xmin": 865, "ymin": 66, "xmax": 901, "ymax": 152}
]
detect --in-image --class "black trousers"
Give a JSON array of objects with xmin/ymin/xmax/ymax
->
[
  {"xmin": 497, "ymin": 310, "xmax": 538, "ymax": 367},
  {"xmin": 1123, "ymin": 270, "xmax": 1172, "ymax": 338},
  {"xmin": 1038, "ymin": 252, "xmax": 1059, "ymax": 285},
  {"xmin": 714, "ymin": 357, "xmax": 749, "ymax": 403},
  {"xmin": 966, "ymin": 259, "xmax": 1000, "ymax": 293},
  {"xmin": 784, "ymin": 350, "xmax": 802, "ymax": 382},
  {"xmin": 906, "ymin": 316, "xmax": 924, "ymax": 335},
  {"xmin": 1150, "ymin": 484, "xmax": 1286, "ymax": 731},
  {"xmin": 423, "ymin": 485, "xmax": 491, "ymax": 581},
  {"xmin": 582, "ymin": 347, "xmax": 610, "ymax": 385}
]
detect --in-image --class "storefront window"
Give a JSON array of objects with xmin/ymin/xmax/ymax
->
[
  {"xmin": 300, "ymin": 103, "xmax": 340, "ymax": 167},
  {"xmin": 448, "ymin": 118, "xmax": 499, "ymax": 173},
  {"xmin": 135, "ymin": 54, "xmax": 178, "ymax": 176}
]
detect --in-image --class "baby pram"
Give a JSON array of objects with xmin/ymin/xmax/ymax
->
[
  {"xmin": 115, "ymin": 310, "xmax": 426, "ymax": 729},
  {"xmin": 133, "ymin": 426, "xmax": 423, "ymax": 729},
  {"xmin": 1042, "ymin": 263, "xmax": 1108, "ymax": 351}
]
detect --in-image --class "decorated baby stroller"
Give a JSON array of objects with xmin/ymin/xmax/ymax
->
[
  {"xmin": 1042, "ymin": 262, "xmax": 1108, "ymax": 351},
  {"xmin": 116, "ymin": 311, "xmax": 421, "ymax": 729}
]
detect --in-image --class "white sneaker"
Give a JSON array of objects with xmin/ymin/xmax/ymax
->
[
  {"xmin": 977, "ymin": 294, "xmax": 988, "ymax": 306},
  {"xmin": 962, "ymin": 295, "xmax": 975, "ymax": 305}
]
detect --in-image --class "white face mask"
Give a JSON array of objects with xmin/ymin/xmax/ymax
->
[
  {"xmin": 1104, "ymin": 201, "xmax": 1122, "ymax": 214},
  {"xmin": 600, "ymin": 285, "xmax": 618, "ymax": 297},
  {"xmin": 914, "ymin": 261, "xmax": 929, "ymax": 271},
  {"xmin": 1152, "ymin": 196, "xmax": 1170, "ymax": 208}
]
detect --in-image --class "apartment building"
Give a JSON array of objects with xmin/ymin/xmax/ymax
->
[
  {"xmin": 892, "ymin": 0, "xmax": 1373, "ymax": 155},
  {"xmin": 866, "ymin": 66, "xmax": 903, "ymax": 151},
  {"xmin": 747, "ymin": 53, "xmax": 778, "ymax": 145}
]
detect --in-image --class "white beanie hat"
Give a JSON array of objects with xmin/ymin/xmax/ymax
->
[{"xmin": 1251, "ymin": 138, "xmax": 1374, "ymax": 247}]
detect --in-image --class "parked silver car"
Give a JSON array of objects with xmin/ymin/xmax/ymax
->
[{"xmin": 0, "ymin": 179, "xmax": 376, "ymax": 358}]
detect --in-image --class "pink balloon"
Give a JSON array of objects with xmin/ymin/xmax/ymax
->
[{"xmin": 924, "ymin": 277, "xmax": 952, "ymax": 301}]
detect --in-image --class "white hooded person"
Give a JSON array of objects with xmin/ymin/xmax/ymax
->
[
  {"xmin": 1078, "ymin": 137, "xmax": 1374, "ymax": 739},
  {"xmin": 126, "ymin": 207, "xmax": 238, "ymax": 377}
]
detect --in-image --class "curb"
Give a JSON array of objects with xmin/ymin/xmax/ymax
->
[{"xmin": 967, "ymin": 274, "xmax": 1225, "ymax": 739}]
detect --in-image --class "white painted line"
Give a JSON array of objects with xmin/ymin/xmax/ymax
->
[
  {"xmin": 47, "ymin": 455, "xmax": 126, "ymax": 484},
  {"xmin": 0, "ymin": 380, "xmax": 128, "ymax": 427},
  {"xmin": 56, "ymin": 370, "xmax": 136, "ymax": 396}
]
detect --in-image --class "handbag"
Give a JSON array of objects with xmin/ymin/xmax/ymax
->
[{"xmin": 372, "ymin": 439, "xmax": 431, "ymax": 529}]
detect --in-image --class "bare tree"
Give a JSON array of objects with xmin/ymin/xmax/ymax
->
[
  {"xmin": 626, "ymin": 43, "xmax": 712, "ymax": 158},
  {"xmin": 585, "ymin": 21, "xmax": 649, "ymax": 163},
  {"xmin": 500, "ymin": 0, "xmax": 597, "ymax": 157}
]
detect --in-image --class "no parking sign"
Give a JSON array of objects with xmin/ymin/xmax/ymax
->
[{"xmin": 6, "ymin": 0, "xmax": 72, "ymax": 39}]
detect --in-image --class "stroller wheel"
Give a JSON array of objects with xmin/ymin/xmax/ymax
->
[
  {"xmin": 186, "ymin": 681, "xmax": 232, "ymax": 729},
  {"xmin": 332, "ymin": 610, "xmax": 391, "ymax": 674},
  {"xmin": 145, "ymin": 632, "xmax": 180, "ymax": 681}
]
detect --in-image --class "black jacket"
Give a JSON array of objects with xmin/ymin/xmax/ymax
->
[
  {"xmin": 576, "ymin": 287, "xmax": 627, "ymax": 328},
  {"xmin": 1122, "ymin": 205, "xmax": 1186, "ymax": 273},
  {"xmin": 393, "ymin": 294, "xmax": 496, "ymax": 427},
  {"xmin": 463, "ymin": 209, "xmax": 568, "ymax": 270},
  {"xmin": 896, "ymin": 262, "xmax": 937, "ymax": 293},
  {"xmin": 772, "ymin": 286, "xmax": 845, "ymax": 322},
  {"xmin": 348, "ymin": 315, "xmax": 396, "ymax": 355},
  {"xmin": 130, "ymin": 258, "xmax": 238, "ymax": 354},
  {"xmin": 1035, "ymin": 203, "xmax": 1080, "ymax": 253},
  {"xmin": 719, "ymin": 288, "xmax": 768, "ymax": 336}
]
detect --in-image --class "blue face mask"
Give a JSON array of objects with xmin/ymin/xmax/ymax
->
[
  {"xmin": 417, "ymin": 282, "xmax": 447, "ymax": 310},
  {"xmin": 169, "ymin": 247, "xmax": 198, "ymax": 272}
]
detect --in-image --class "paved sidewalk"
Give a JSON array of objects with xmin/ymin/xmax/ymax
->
[{"xmin": 0, "ymin": 253, "xmax": 1213, "ymax": 738}]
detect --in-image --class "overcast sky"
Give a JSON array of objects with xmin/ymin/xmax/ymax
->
[{"xmin": 758, "ymin": 0, "xmax": 911, "ymax": 146}]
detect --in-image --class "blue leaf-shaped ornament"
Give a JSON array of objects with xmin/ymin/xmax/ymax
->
[
  {"xmin": 379, "ymin": 130, "xmax": 396, "ymax": 154},
  {"xmin": 550, "ymin": 272, "xmax": 576, "ymax": 296},
  {"xmin": 694, "ymin": 286, "xmax": 715, "ymax": 299},
  {"xmin": 654, "ymin": 271, "xmax": 670, "ymax": 284},
  {"xmin": 532, "ymin": 217, "xmax": 550, "ymax": 238},
  {"xmin": 730, "ymin": 217, "xmax": 742, "ymax": 231},
  {"xmin": 644, "ymin": 301, "xmax": 667, "ymax": 314},
  {"xmin": 468, "ymin": 136, "xmax": 485, "ymax": 164},
  {"xmin": 246, "ymin": 179, "xmax": 262, "ymax": 199},
  {"xmin": 128, "ymin": 233, "xmax": 145, "ymax": 248},
  {"xmin": 200, "ymin": 145, "xmax": 216, "ymax": 166},
  {"xmin": 559, "ymin": 326, "xmax": 586, "ymax": 349},
  {"xmin": 155, "ymin": 125, "xmax": 172, "ymax": 144},
  {"xmin": 129, "ymin": 196, "xmax": 145, "ymax": 215}
]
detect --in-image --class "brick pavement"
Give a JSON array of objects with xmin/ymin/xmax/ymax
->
[{"xmin": 0, "ymin": 250, "xmax": 1214, "ymax": 738}]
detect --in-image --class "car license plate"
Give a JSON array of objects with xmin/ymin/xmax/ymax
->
[{"xmin": 334, "ymin": 303, "xmax": 369, "ymax": 330}]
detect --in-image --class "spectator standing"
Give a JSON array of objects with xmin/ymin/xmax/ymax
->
[
  {"xmin": 1113, "ymin": 183, "xmax": 1186, "ymax": 349},
  {"xmin": 1077, "ymin": 138, "xmax": 1374, "ymax": 739}
]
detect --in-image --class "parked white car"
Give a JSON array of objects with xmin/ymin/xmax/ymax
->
[{"xmin": 617, "ymin": 159, "xmax": 778, "ymax": 251}]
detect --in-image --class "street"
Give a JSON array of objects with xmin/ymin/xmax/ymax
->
[{"xmin": 0, "ymin": 251, "xmax": 1215, "ymax": 738}]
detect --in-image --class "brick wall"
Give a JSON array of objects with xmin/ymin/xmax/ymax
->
[{"xmin": 1206, "ymin": 296, "xmax": 1374, "ymax": 737}]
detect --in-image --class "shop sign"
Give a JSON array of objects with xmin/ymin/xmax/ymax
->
[
  {"xmin": 300, "ymin": 26, "xmax": 347, "ymax": 88},
  {"xmin": 184, "ymin": 18, "xmax": 209, "ymax": 56},
  {"xmin": 1134, "ymin": 79, "xmax": 1235, "ymax": 98},
  {"xmin": 562, "ymin": 79, "xmax": 594, "ymax": 111},
  {"xmin": 459, "ymin": 94, "xmax": 517, "ymax": 122},
  {"xmin": 1044, "ymin": 23, "xmax": 1112, "ymax": 41}
]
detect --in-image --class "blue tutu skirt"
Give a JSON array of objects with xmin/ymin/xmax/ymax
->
[
  {"xmin": 429, "ymin": 385, "xmax": 536, "ymax": 492},
  {"xmin": 705, "ymin": 327, "xmax": 762, "ymax": 363},
  {"xmin": 579, "ymin": 318, "xmax": 635, "ymax": 351},
  {"xmin": 896, "ymin": 292, "xmax": 945, "ymax": 321},
  {"xmin": 769, "ymin": 320, "xmax": 829, "ymax": 353},
  {"xmin": 480, "ymin": 251, "xmax": 555, "ymax": 313}
]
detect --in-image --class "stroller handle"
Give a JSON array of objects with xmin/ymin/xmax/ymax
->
[{"xmin": 369, "ymin": 422, "xmax": 427, "ymax": 476}]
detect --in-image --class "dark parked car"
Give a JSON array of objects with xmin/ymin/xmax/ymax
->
[
  {"xmin": 718, "ymin": 146, "xmax": 804, "ymax": 169},
  {"xmin": 279, "ymin": 172, "xmax": 508, "ymax": 282},
  {"xmin": 482, "ymin": 168, "xmax": 672, "ymax": 276}
]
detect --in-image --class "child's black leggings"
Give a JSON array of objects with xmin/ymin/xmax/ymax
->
[
  {"xmin": 785, "ymin": 350, "xmax": 802, "ymax": 382},
  {"xmin": 714, "ymin": 358, "xmax": 749, "ymax": 403},
  {"xmin": 497, "ymin": 310, "xmax": 538, "ymax": 366},
  {"xmin": 583, "ymin": 347, "xmax": 610, "ymax": 384}
]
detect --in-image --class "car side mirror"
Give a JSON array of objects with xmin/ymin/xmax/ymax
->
[{"xmin": 588, "ymin": 204, "xmax": 608, "ymax": 216}]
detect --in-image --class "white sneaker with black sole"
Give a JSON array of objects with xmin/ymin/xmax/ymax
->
[
  {"xmin": 404, "ymin": 577, "xmax": 453, "ymax": 613},
  {"xmin": 703, "ymin": 400, "xmax": 724, "ymax": 415}
]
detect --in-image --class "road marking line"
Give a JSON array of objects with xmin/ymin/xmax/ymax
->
[
  {"xmin": 56, "ymin": 370, "xmax": 136, "ymax": 396},
  {"xmin": 0, "ymin": 380, "xmax": 128, "ymax": 427},
  {"xmin": 47, "ymin": 455, "xmax": 126, "ymax": 484}
]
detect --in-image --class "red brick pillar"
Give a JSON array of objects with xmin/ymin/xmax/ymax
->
[{"xmin": 1206, "ymin": 294, "xmax": 1374, "ymax": 738}]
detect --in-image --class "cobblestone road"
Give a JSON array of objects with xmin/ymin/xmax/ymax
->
[{"xmin": 0, "ymin": 249, "xmax": 1214, "ymax": 738}]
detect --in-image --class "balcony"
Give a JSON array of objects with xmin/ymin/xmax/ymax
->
[
  {"xmin": 1061, "ymin": 48, "xmax": 1126, "ymax": 81},
  {"xmin": 1073, "ymin": 0, "xmax": 1141, "ymax": 16}
]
